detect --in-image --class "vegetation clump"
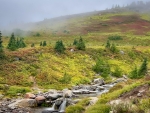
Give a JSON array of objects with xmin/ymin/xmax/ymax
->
[
  {"xmin": 0, "ymin": 31, "xmax": 5, "ymax": 59},
  {"xmin": 7, "ymin": 33, "xmax": 26, "ymax": 51},
  {"xmin": 31, "ymin": 43, "xmax": 35, "ymax": 47},
  {"xmin": 60, "ymin": 72, "xmax": 71, "ymax": 84},
  {"xmin": 105, "ymin": 40, "xmax": 118, "ymax": 53},
  {"xmin": 92, "ymin": 58, "xmax": 110, "ymax": 78},
  {"xmin": 40, "ymin": 41, "xmax": 47, "ymax": 47},
  {"xmin": 108, "ymin": 36, "xmax": 123, "ymax": 40},
  {"xmin": 66, "ymin": 98, "xmax": 90, "ymax": 113},
  {"xmin": 54, "ymin": 40, "xmax": 65, "ymax": 53},
  {"xmin": 73, "ymin": 37, "xmax": 86, "ymax": 50},
  {"xmin": 129, "ymin": 58, "xmax": 148, "ymax": 79},
  {"xmin": 112, "ymin": 66, "xmax": 122, "ymax": 77},
  {"xmin": 6, "ymin": 86, "xmax": 31, "ymax": 97}
]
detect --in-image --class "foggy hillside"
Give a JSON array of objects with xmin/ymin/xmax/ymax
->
[{"xmin": 2, "ymin": 1, "xmax": 150, "ymax": 36}]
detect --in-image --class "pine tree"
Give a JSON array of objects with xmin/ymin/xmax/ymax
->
[
  {"xmin": 54, "ymin": 40, "xmax": 65, "ymax": 53},
  {"xmin": 73, "ymin": 39, "xmax": 78, "ymax": 45},
  {"xmin": 0, "ymin": 31, "xmax": 3, "ymax": 48},
  {"xmin": 7, "ymin": 33, "xmax": 17, "ymax": 51},
  {"xmin": 110, "ymin": 43, "xmax": 118, "ymax": 53},
  {"xmin": 129, "ymin": 66, "xmax": 138, "ymax": 79},
  {"xmin": 15, "ymin": 37, "xmax": 26, "ymax": 48},
  {"xmin": 31, "ymin": 43, "xmax": 35, "ymax": 47},
  {"xmin": 43, "ymin": 41, "xmax": 47, "ymax": 46},
  {"xmin": 0, "ymin": 31, "xmax": 5, "ymax": 59},
  {"xmin": 40, "ymin": 41, "xmax": 43, "ymax": 46},
  {"xmin": 76, "ymin": 36, "xmax": 85, "ymax": 50},
  {"xmin": 19, "ymin": 38, "xmax": 26, "ymax": 48},
  {"xmin": 16, "ymin": 38, "xmax": 20, "ymax": 48},
  {"xmin": 138, "ymin": 58, "xmax": 148, "ymax": 76}
]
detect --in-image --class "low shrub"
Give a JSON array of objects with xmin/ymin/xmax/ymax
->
[
  {"xmin": 66, "ymin": 98, "xmax": 90, "ymax": 113},
  {"xmin": 108, "ymin": 36, "xmax": 123, "ymax": 40},
  {"xmin": 66, "ymin": 104, "xmax": 84, "ymax": 113},
  {"xmin": 6, "ymin": 86, "xmax": 31, "ymax": 96},
  {"xmin": 112, "ymin": 67, "xmax": 122, "ymax": 77}
]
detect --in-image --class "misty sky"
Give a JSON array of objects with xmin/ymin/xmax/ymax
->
[{"xmin": 0, "ymin": 0, "xmax": 150, "ymax": 27}]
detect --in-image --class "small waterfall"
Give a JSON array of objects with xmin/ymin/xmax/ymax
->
[
  {"xmin": 42, "ymin": 103, "xmax": 56, "ymax": 113},
  {"xmin": 46, "ymin": 103, "xmax": 55, "ymax": 110},
  {"xmin": 59, "ymin": 98, "xmax": 67, "ymax": 113}
]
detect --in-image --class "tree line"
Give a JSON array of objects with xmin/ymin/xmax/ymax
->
[{"xmin": 0, "ymin": 31, "xmax": 86, "ymax": 59}]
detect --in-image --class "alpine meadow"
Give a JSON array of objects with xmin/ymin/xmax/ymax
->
[{"xmin": 0, "ymin": 1, "xmax": 150, "ymax": 113}]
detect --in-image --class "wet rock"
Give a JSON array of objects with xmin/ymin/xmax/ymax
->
[
  {"xmin": 55, "ymin": 98, "xmax": 63, "ymax": 106},
  {"xmin": 72, "ymin": 90, "xmax": 82, "ymax": 94},
  {"xmin": 139, "ymin": 90, "xmax": 145, "ymax": 93},
  {"xmin": 90, "ymin": 85, "xmax": 97, "ymax": 91},
  {"xmin": 137, "ymin": 93, "xmax": 142, "ymax": 97},
  {"xmin": 81, "ymin": 89, "xmax": 90, "ymax": 94},
  {"xmin": 72, "ymin": 86, "xmax": 79, "ymax": 90},
  {"xmin": 103, "ymin": 84, "xmax": 114, "ymax": 89},
  {"xmin": 35, "ymin": 96, "xmax": 46, "ymax": 101},
  {"xmin": 120, "ymin": 50, "xmax": 124, "ymax": 55},
  {"xmin": 89, "ymin": 91, "xmax": 98, "ymax": 93},
  {"xmin": 63, "ymin": 90, "xmax": 73, "ymax": 98},
  {"xmin": 24, "ymin": 93, "xmax": 36, "ymax": 99},
  {"xmin": 17, "ymin": 99, "xmax": 37, "ymax": 107},
  {"xmin": 8, "ymin": 99, "xmax": 23, "ymax": 109},
  {"xmin": 123, "ymin": 75, "xmax": 128, "ymax": 79},
  {"xmin": 114, "ymin": 78, "xmax": 126, "ymax": 83},
  {"xmin": 93, "ymin": 78, "xmax": 105, "ymax": 85},
  {"xmin": 35, "ymin": 96, "xmax": 46, "ymax": 105},
  {"xmin": 96, "ymin": 86, "xmax": 105, "ymax": 90},
  {"xmin": 46, "ymin": 93, "xmax": 61, "ymax": 100}
]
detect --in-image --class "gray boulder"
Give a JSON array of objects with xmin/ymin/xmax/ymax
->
[
  {"xmin": 93, "ymin": 78, "xmax": 105, "ymax": 85},
  {"xmin": 63, "ymin": 90, "xmax": 73, "ymax": 98},
  {"xmin": 17, "ymin": 99, "xmax": 37, "ymax": 107}
]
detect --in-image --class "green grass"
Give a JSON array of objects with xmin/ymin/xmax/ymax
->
[
  {"xmin": 6, "ymin": 86, "xmax": 31, "ymax": 97},
  {"xmin": 85, "ymin": 80, "xmax": 145, "ymax": 113},
  {"xmin": 66, "ymin": 98, "xmax": 90, "ymax": 113}
]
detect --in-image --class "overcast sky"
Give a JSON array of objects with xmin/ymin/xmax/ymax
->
[{"xmin": 0, "ymin": 0, "xmax": 149, "ymax": 27}]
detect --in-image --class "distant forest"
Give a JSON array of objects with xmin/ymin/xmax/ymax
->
[{"xmin": 111, "ymin": 1, "xmax": 150, "ymax": 13}]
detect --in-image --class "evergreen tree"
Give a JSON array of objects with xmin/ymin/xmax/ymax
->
[
  {"xmin": 76, "ymin": 36, "xmax": 85, "ymax": 50},
  {"xmin": 138, "ymin": 58, "xmax": 148, "ymax": 76},
  {"xmin": 19, "ymin": 38, "xmax": 26, "ymax": 48},
  {"xmin": 110, "ymin": 43, "xmax": 118, "ymax": 53},
  {"xmin": 16, "ymin": 38, "xmax": 20, "ymax": 48},
  {"xmin": 0, "ymin": 31, "xmax": 3, "ymax": 49},
  {"xmin": 7, "ymin": 33, "xmax": 17, "ymax": 51},
  {"xmin": 40, "ymin": 41, "xmax": 43, "ymax": 46},
  {"xmin": 31, "ymin": 43, "xmax": 35, "ymax": 47},
  {"xmin": 43, "ymin": 41, "xmax": 47, "ymax": 46},
  {"xmin": 15, "ymin": 37, "xmax": 26, "ymax": 48},
  {"xmin": 105, "ymin": 40, "xmax": 111, "ymax": 49},
  {"xmin": 73, "ymin": 39, "xmax": 78, "ymax": 45},
  {"xmin": 129, "ymin": 66, "xmax": 138, "ymax": 79},
  {"xmin": 54, "ymin": 40, "xmax": 65, "ymax": 53},
  {"xmin": 0, "ymin": 31, "xmax": 5, "ymax": 59}
]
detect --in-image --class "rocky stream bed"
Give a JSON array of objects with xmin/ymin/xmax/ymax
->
[{"xmin": 0, "ymin": 77, "xmax": 127, "ymax": 113}]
